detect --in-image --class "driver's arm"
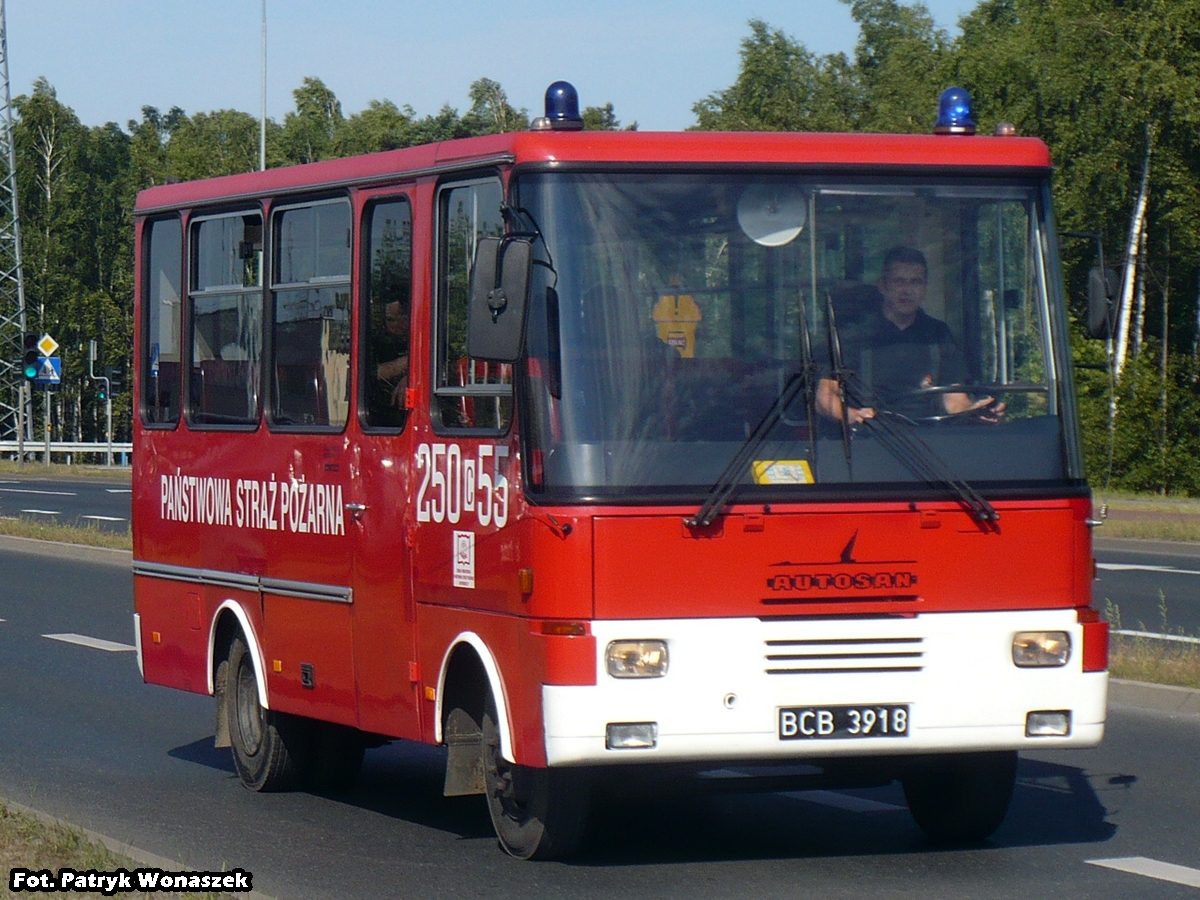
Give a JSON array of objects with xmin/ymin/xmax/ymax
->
[
  {"xmin": 943, "ymin": 389, "xmax": 1006, "ymax": 422},
  {"xmin": 817, "ymin": 377, "xmax": 875, "ymax": 424}
]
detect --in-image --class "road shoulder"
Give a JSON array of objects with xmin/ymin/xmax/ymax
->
[
  {"xmin": 1109, "ymin": 678, "xmax": 1200, "ymax": 716},
  {"xmin": 0, "ymin": 533, "xmax": 131, "ymax": 567}
]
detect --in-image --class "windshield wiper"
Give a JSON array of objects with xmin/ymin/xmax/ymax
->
[
  {"xmin": 685, "ymin": 371, "xmax": 808, "ymax": 529},
  {"xmin": 825, "ymin": 295, "xmax": 857, "ymax": 479},
  {"xmin": 685, "ymin": 290, "xmax": 821, "ymax": 529},
  {"xmin": 823, "ymin": 294, "xmax": 999, "ymax": 530}
]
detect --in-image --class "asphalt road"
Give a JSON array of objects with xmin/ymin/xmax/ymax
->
[
  {"xmin": 0, "ymin": 540, "xmax": 1198, "ymax": 900},
  {"xmin": 1094, "ymin": 537, "xmax": 1200, "ymax": 636},
  {"xmin": 0, "ymin": 471, "xmax": 131, "ymax": 533}
]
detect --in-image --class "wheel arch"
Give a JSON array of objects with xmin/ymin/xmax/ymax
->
[
  {"xmin": 208, "ymin": 599, "xmax": 269, "ymax": 709},
  {"xmin": 436, "ymin": 632, "xmax": 515, "ymax": 762}
]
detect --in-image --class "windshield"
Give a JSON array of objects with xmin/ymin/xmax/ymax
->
[{"xmin": 515, "ymin": 171, "xmax": 1081, "ymax": 503}]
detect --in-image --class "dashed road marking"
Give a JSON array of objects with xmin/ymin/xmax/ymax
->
[
  {"xmin": 0, "ymin": 487, "xmax": 77, "ymax": 497},
  {"xmin": 21, "ymin": 509, "xmax": 59, "ymax": 516},
  {"xmin": 43, "ymin": 633, "xmax": 136, "ymax": 653},
  {"xmin": 1087, "ymin": 857, "xmax": 1200, "ymax": 888},
  {"xmin": 105, "ymin": 488, "xmax": 132, "ymax": 494},
  {"xmin": 82, "ymin": 515, "xmax": 126, "ymax": 523}
]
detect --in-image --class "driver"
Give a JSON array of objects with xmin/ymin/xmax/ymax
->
[{"xmin": 816, "ymin": 246, "xmax": 1003, "ymax": 424}]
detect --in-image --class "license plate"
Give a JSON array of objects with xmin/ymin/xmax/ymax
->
[{"xmin": 778, "ymin": 704, "xmax": 909, "ymax": 740}]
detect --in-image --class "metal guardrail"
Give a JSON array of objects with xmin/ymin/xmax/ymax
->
[
  {"xmin": 1113, "ymin": 629, "xmax": 1200, "ymax": 646},
  {"xmin": 0, "ymin": 440, "xmax": 132, "ymax": 459}
]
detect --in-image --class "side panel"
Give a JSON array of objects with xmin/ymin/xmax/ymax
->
[
  {"xmin": 134, "ymin": 574, "xmax": 213, "ymax": 695},
  {"xmin": 263, "ymin": 594, "xmax": 356, "ymax": 725}
]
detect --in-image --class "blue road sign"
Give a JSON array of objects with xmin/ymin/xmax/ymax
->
[{"xmin": 34, "ymin": 356, "xmax": 62, "ymax": 385}]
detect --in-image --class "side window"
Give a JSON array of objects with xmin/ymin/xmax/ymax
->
[
  {"xmin": 362, "ymin": 197, "xmax": 412, "ymax": 430},
  {"xmin": 269, "ymin": 199, "xmax": 352, "ymax": 429},
  {"xmin": 187, "ymin": 212, "xmax": 263, "ymax": 426},
  {"xmin": 434, "ymin": 178, "xmax": 512, "ymax": 431},
  {"xmin": 142, "ymin": 217, "xmax": 182, "ymax": 425}
]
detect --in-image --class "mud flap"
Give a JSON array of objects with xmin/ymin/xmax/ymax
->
[{"xmin": 443, "ymin": 705, "xmax": 486, "ymax": 796}]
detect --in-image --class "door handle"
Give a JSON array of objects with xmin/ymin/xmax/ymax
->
[{"xmin": 345, "ymin": 502, "xmax": 367, "ymax": 522}]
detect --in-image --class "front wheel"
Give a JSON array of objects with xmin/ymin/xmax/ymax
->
[
  {"xmin": 901, "ymin": 750, "xmax": 1017, "ymax": 843},
  {"xmin": 482, "ymin": 698, "xmax": 590, "ymax": 860}
]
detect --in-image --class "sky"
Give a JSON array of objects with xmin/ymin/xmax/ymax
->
[{"xmin": 7, "ymin": 0, "xmax": 978, "ymax": 134}]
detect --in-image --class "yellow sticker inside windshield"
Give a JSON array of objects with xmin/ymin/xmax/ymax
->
[{"xmin": 752, "ymin": 460, "xmax": 814, "ymax": 485}]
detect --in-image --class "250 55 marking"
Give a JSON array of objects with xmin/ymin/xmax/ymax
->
[{"xmin": 415, "ymin": 442, "xmax": 510, "ymax": 527}]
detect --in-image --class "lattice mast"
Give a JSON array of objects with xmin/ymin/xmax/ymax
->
[{"xmin": 0, "ymin": 0, "xmax": 29, "ymax": 447}]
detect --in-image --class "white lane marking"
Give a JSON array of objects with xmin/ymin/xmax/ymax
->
[
  {"xmin": 82, "ymin": 515, "xmax": 127, "ymax": 523},
  {"xmin": 1087, "ymin": 857, "xmax": 1200, "ymax": 888},
  {"xmin": 43, "ymin": 633, "xmax": 136, "ymax": 653},
  {"xmin": 105, "ymin": 489, "xmax": 132, "ymax": 494},
  {"xmin": 0, "ymin": 487, "xmax": 77, "ymax": 497},
  {"xmin": 1098, "ymin": 562, "xmax": 1200, "ymax": 576},
  {"xmin": 787, "ymin": 790, "xmax": 907, "ymax": 813},
  {"xmin": 21, "ymin": 509, "xmax": 59, "ymax": 516}
]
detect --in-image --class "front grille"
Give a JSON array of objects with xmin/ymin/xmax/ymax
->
[{"xmin": 764, "ymin": 636, "xmax": 925, "ymax": 675}]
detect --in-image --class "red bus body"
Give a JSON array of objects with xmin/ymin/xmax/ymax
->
[{"xmin": 133, "ymin": 121, "xmax": 1107, "ymax": 857}]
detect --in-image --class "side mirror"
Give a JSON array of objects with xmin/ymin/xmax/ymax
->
[
  {"xmin": 1086, "ymin": 266, "xmax": 1118, "ymax": 339},
  {"xmin": 467, "ymin": 236, "xmax": 532, "ymax": 362}
]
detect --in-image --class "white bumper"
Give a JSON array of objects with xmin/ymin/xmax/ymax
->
[{"xmin": 544, "ymin": 609, "xmax": 1107, "ymax": 766}]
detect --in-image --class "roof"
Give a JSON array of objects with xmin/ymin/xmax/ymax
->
[{"xmin": 134, "ymin": 129, "xmax": 1053, "ymax": 215}]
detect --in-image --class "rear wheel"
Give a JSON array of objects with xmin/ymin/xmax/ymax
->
[
  {"xmin": 482, "ymin": 697, "xmax": 590, "ymax": 860},
  {"xmin": 227, "ymin": 636, "xmax": 303, "ymax": 792},
  {"xmin": 901, "ymin": 751, "xmax": 1017, "ymax": 843}
]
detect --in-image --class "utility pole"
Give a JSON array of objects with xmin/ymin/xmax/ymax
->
[
  {"xmin": 0, "ymin": 0, "xmax": 30, "ymax": 460},
  {"xmin": 88, "ymin": 340, "xmax": 112, "ymax": 466},
  {"xmin": 260, "ymin": 0, "xmax": 267, "ymax": 171}
]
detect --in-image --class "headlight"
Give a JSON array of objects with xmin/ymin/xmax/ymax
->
[
  {"xmin": 1012, "ymin": 631, "xmax": 1071, "ymax": 667},
  {"xmin": 605, "ymin": 640, "xmax": 669, "ymax": 678}
]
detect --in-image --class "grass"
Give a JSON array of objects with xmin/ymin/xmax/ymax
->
[
  {"xmin": 0, "ymin": 517, "xmax": 131, "ymax": 552},
  {"xmin": 0, "ymin": 459, "xmax": 130, "ymax": 482},
  {"xmin": 1094, "ymin": 490, "xmax": 1200, "ymax": 542},
  {"xmin": 1105, "ymin": 595, "xmax": 1200, "ymax": 690},
  {"xmin": 0, "ymin": 803, "xmax": 239, "ymax": 899}
]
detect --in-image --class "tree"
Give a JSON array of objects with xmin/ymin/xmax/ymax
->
[
  {"xmin": 461, "ymin": 78, "xmax": 528, "ymax": 135},
  {"xmin": 165, "ymin": 109, "xmax": 262, "ymax": 180},
  {"xmin": 692, "ymin": 19, "xmax": 859, "ymax": 132},
  {"xmin": 278, "ymin": 77, "xmax": 345, "ymax": 165}
]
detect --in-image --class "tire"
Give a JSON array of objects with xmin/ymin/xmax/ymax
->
[
  {"xmin": 226, "ymin": 636, "xmax": 304, "ymax": 792},
  {"xmin": 482, "ymin": 696, "xmax": 590, "ymax": 860},
  {"xmin": 901, "ymin": 750, "xmax": 1018, "ymax": 843}
]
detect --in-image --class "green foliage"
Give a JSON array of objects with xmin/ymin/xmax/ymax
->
[
  {"xmin": 6, "ymin": 75, "xmax": 629, "ymax": 446},
  {"xmin": 693, "ymin": 19, "xmax": 859, "ymax": 131}
]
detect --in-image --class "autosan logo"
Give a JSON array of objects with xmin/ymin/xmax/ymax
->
[{"xmin": 765, "ymin": 531, "xmax": 919, "ymax": 593}]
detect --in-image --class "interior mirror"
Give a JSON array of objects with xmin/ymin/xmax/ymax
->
[
  {"xmin": 467, "ymin": 236, "xmax": 532, "ymax": 362},
  {"xmin": 1086, "ymin": 266, "xmax": 1118, "ymax": 339}
]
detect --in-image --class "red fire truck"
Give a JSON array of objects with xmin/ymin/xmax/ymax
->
[{"xmin": 132, "ymin": 83, "xmax": 1108, "ymax": 859}]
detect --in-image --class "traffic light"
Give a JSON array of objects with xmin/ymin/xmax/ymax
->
[
  {"xmin": 22, "ymin": 333, "xmax": 38, "ymax": 381},
  {"xmin": 98, "ymin": 381, "xmax": 107, "ymax": 402},
  {"xmin": 105, "ymin": 364, "xmax": 123, "ymax": 395}
]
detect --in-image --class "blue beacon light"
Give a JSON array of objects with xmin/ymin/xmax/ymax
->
[
  {"xmin": 934, "ymin": 87, "xmax": 976, "ymax": 135},
  {"xmin": 532, "ymin": 81, "xmax": 584, "ymax": 131}
]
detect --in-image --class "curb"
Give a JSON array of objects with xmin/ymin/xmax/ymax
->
[
  {"xmin": 0, "ymin": 533, "xmax": 131, "ymax": 568},
  {"xmin": 0, "ymin": 795, "xmax": 277, "ymax": 898},
  {"xmin": 1109, "ymin": 678, "xmax": 1200, "ymax": 717}
]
